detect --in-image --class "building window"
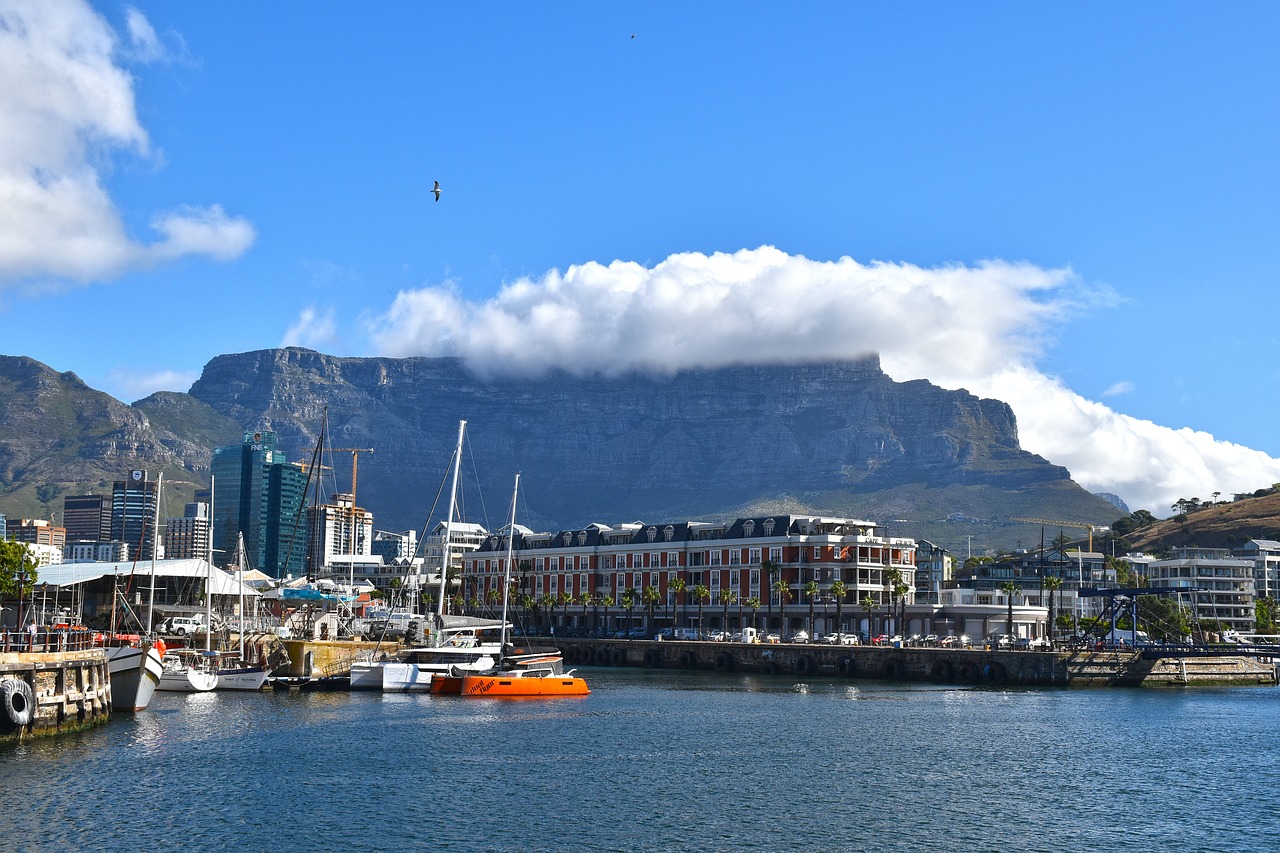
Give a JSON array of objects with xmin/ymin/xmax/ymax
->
[
  {"xmin": 749, "ymin": 547, "xmax": 761, "ymax": 565},
  {"xmin": 762, "ymin": 518, "xmax": 775, "ymax": 536},
  {"xmin": 667, "ymin": 551, "xmax": 678, "ymax": 567},
  {"xmin": 710, "ymin": 550, "xmax": 722, "ymax": 566},
  {"xmin": 769, "ymin": 547, "xmax": 782, "ymax": 564},
  {"xmin": 664, "ymin": 525, "xmax": 675, "ymax": 542},
  {"xmin": 750, "ymin": 569, "xmax": 760, "ymax": 596},
  {"xmin": 743, "ymin": 520, "xmax": 755, "ymax": 537},
  {"xmin": 729, "ymin": 550, "xmax": 741, "ymax": 565}
]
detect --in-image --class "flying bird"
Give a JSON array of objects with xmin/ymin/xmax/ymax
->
[{"xmin": 432, "ymin": 180, "xmax": 441, "ymax": 202}]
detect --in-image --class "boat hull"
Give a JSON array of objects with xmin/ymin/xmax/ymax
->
[
  {"xmin": 460, "ymin": 673, "xmax": 590, "ymax": 698},
  {"xmin": 215, "ymin": 666, "xmax": 269, "ymax": 691},
  {"xmin": 105, "ymin": 644, "xmax": 164, "ymax": 712},
  {"xmin": 381, "ymin": 662, "xmax": 434, "ymax": 692},
  {"xmin": 428, "ymin": 675, "xmax": 464, "ymax": 694}
]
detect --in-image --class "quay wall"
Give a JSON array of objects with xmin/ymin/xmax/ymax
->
[
  {"xmin": 0, "ymin": 649, "xmax": 111, "ymax": 744},
  {"xmin": 556, "ymin": 640, "xmax": 1278, "ymax": 688}
]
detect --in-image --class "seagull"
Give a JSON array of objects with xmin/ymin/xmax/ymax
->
[{"xmin": 432, "ymin": 180, "xmax": 441, "ymax": 202}]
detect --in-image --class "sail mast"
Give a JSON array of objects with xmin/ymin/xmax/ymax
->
[
  {"xmin": 499, "ymin": 473, "xmax": 520, "ymax": 659},
  {"xmin": 146, "ymin": 471, "xmax": 162, "ymax": 634},
  {"xmin": 206, "ymin": 474, "xmax": 214, "ymax": 654},
  {"xmin": 435, "ymin": 420, "xmax": 467, "ymax": 618}
]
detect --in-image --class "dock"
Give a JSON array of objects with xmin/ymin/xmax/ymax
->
[{"xmin": 0, "ymin": 630, "xmax": 111, "ymax": 744}]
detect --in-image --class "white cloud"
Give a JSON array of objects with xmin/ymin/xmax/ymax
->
[
  {"xmin": 368, "ymin": 246, "xmax": 1280, "ymax": 514},
  {"xmin": 282, "ymin": 306, "xmax": 339, "ymax": 350},
  {"xmin": 0, "ymin": 0, "xmax": 253, "ymax": 286},
  {"xmin": 1102, "ymin": 380, "xmax": 1135, "ymax": 397},
  {"xmin": 103, "ymin": 366, "xmax": 198, "ymax": 402}
]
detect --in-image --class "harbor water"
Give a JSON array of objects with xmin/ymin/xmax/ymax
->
[{"xmin": 2, "ymin": 667, "xmax": 1279, "ymax": 852}]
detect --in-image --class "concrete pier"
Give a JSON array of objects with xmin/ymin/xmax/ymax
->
[{"xmin": 556, "ymin": 639, "xmax": 1277, "ymax": 688}]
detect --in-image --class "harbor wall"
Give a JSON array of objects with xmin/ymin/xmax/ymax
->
[
  {"xmin": 555, "ymin": 639, "xmax": 1277, "ymax": 688},
  {"xmin": 0, "ymin": 649, "xmax": 111, "ymax": 744}
]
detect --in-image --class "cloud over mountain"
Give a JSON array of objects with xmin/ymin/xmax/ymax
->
[
  {"xmin": 369, "ymin": 246, "xmax": 1280, "ymax": 515},
  {"xmin": 0, "ymin": 0, "xmax": 253, "ymax": 286}
]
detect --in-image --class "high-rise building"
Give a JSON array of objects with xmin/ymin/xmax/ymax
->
[
  {"xmin": 165, "ymin": 502, "xmax": 211, "ymax": 561},
  {"xmin": 63, "ymin": 494, "xmax": 111, "ymax": 544},
  {"xmin": 306, "ymin": 493, "xmax": 374, "ymax": 572},
  {"xmin": 212, "ymin": 430, "xmax": 309, "ymax": 577},
  {"xmin": 10, "ymin": 518, "xmax": 66, "ymax": 550},
  {"xmin": 111, "ymin": 471, "xmax": 160, "ymax": 560}
]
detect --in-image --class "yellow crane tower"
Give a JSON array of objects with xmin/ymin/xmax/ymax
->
[
  {"xmin": 1010, "ymin": 518, "xmax": 1108, "ymax": 552},
  {"xmin": 331, "ymin": 447, "xmax": 375, "ymax": 554}
]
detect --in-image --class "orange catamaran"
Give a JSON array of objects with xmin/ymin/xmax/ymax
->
[{"xmin": 453, "ymin": 473, "xmax": 589, "ymax": 699}]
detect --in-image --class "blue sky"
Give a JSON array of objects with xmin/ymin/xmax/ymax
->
[{"xmin": 3, "ymin": 1, "xmax": 1279, "ymax": 515}]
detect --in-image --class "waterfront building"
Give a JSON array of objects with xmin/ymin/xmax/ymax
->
[
  {"xmin": 9, "ymin": 518, "xmax": 66, "ymax": 551},
  {"xmin": 0, "ymin": 512, "xmax": 6, "ymax": 540},
  {"xmin": 1232, "ymin": 539, "xmax": 1280, "ymax": 601},
  {"xmin": 211, "ymin": 431, "xmax": 309, "ymax": 578},
  {"xmin": 63, "ymin": 494, "xmax": 110, "ymax": 544},
  {"xmin": 111, "ymin": 472, "xmax": 159, "ymax": 560},
  {"xmin": 462, "ymin": 515, "xmax": 917, "ymax": 637},
  {"xmin": 371, "ymin": 528, "xmax": 417, "ymax": 564},
  {"xmin": 1148, "ymin": 546, "xmax": 1255, "ymax": 634},
  {"xmin": 164, "ymin": 502, "xmax": 211, "ymax": 561},
  {"xmin": 913, "ymin": 540, "xmax": 952, "ymax": 604}
]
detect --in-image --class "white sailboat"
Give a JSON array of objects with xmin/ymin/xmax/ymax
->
[
  {"xmin": 215, "ymin": 531, "xmax": 269, "ymax": 691},
  {"xmin": 156, "ymin": 473, "xmax": 218, "ymax": 692}
]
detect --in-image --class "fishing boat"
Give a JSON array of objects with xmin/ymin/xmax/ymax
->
[
  {"xmin": 102, "ymin": 635, "xmax": 165, "ymax": 711},
  {"xmin": 458, "ymin": 474, "xmax": 589, "ymax": 699}
]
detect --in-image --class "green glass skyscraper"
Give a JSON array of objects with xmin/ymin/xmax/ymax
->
[{"xmin": 211, "ymin": 430, "xmax": 309, "ymax": 577}]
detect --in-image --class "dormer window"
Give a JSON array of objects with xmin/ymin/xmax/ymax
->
[
  {"xmin": 762, "ymin": 518, "xmax": 776, "ymax": 536},
  {"xmin": 647, "ymin": 527, "xmax": 657, "ymax": 542},
  {"xmin": 578, "ymin": 531, "xmax": 587, "ymax": 546},
  {"xmin": 743, "ymin": 520, "xmax": 756, "ymax": 537},
  {"xmin": 664, "ymin": 525, "xmax": 675, "ymax": 542},
  {"xmin": 563, "ymin": 532, "xmax": 572, "ymax": 546}
]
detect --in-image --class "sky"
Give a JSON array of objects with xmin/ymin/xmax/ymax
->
[{"xmin": 3, "ymin": 1, "xmax": 1280, "ymax": 518}]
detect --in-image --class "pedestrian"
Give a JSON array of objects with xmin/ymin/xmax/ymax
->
[{"xmin": 28, "ymin": 620, "xmax": 38, "ymax": 652}]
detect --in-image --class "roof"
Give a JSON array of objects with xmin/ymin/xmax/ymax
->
[{"xmin": 36, "ymin": 559, "xmax": 259, "ymax": 598}]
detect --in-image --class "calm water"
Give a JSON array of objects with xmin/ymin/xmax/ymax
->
[{"xmin": 2, "ymin": 668, "xmax": 1279, "ymax": 852}]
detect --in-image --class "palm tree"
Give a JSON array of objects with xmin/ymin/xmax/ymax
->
[
  {"xmin": 772, "ymin": 578, "xmax": 791, "ymax": 636},
  {"xmin": 830, "ymin": 580, "xmax": 847, "ymax": 635},
  {"xmin": 600, "ymin": 594, "xmax": 615, "ymax": 633},
  {"xmin": 721, "ymin": 589, "xmax": 738, "ymax": 634},
  {"xmin": 1001, "ymin": 580, "xmax": 1020, "ymax": 641},
  {"xmin": 621, "ymin": 591, "xmax": 636, "ymax": 630},
  {"xmin": 692, "ymin": 584, "xmax": 710, "ymax": 635},
  {"xmin": 537, "ymin": 594, "xmax": 555, "ymax": 633},
  {"xmin": 894, "ymin": 581, "xmax": 910, "ymax": 638},
  {"xmin": 518, "ymin": 592, "xmax": 535, "ymax": 627},
  {"xmin": 1043, "ymin": 576, "xmax": 1063, "ymax": 645},
  {"xmin": 670, "ymin": 576, "xmax": 688, "ymax": 630},
  {"xmin": 577, "ymin": 590, "xmax": 593, "ymax": 632},
  {"xmin": 557, "ymin": 591, "xmax": 573, "ymax": 631},
  {"xmin": 861, "ymin": 594, "xmax": 876, "ymax": 640},
  {"xmin": 761, "ymin": 558, "xmax": 779, "ymax": 633},
  {"xmin": 642, "ymin": 585, "xmax": 661, "ymax": 634},
  {"xmin": 804, "ymin": 579, "xmax": 819, "ymax": 638},
  {"xmin": 486, "ymin": 586, "xmax": 502, "ymax": 616},
  {"xmin": 746, "ymin": 597, "xmax": 761, "ymax": 631},
  {"xmin": 884, "ymin": 567, "xmax": 902, "ymax": 635}
]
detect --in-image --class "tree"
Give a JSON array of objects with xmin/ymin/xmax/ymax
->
[
  {"xmin": 1000, "ymin": 580, "xmax": 1020, "ymax": 640},
  {"xmin": 1043, "ymin": 576, "xmax": 1063, "ymax": 644},
  {"xmin": 772, "ymin": 578, "xmax": 791, "ymax": 636},
  {"xmin": 804, "ymin": 579, "xmax": 819, "ymax": 638},
  {"xmin": 830, "ymin": 580, "xmax": 847, "ymax": 635},
  {"xmin": 621, "ymin": 591, "xmax": 636, "ymax": 629},
  {"xmin": 761, "ymin": 559, "xmax": 779, "ymax": 632},
  {"xmin": 692, "ymin": 584, "xmax": 710, "ymax": 635},
  {"xmin": 861, "ymin": 594, "xmax": 876, "ymax": 640},
  {"xmin": 0, "ymin": 541, "xmax": 37, "ymax": 626},
  {"xmin": 746, "ymin": 597, "xmax": 761, "ymax": 631},
  {"xmin": 642, "ymin": 585, "xmax": 662, "ymax": 633},
  {"xmin": 884, "ymin": 568, "xmax": 902, "ymax": 634},
  {"xmin": 1257, "ymin": 597, "xmax": 1277, "ymax": 633},
  {"xmin": 721, "ymin": 589, "xmax": 738, "ymax": 635},
  {"xmin": 600, "ymin": 594, "xmax": 615, "ymax": 633},
  {"xmin": 578, "ymin": 591, "xmax": 593, "ymax": 631},
  {"xmin": 670, "ymin": 576, "xmax": 687, "ymax": 629}
]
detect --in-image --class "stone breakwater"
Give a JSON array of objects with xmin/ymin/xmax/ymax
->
[{"xmin": 555, "ymin": 640, "xmax": 1278, "ymax": 688}]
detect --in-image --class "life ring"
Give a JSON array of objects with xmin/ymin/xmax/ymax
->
[
  {"xmin": 643, "ymin": 649, "xmax": 662, "ymax": 668},
  {"xmin": 883, "ymin": 658, "xmax": 904, "ymax": 680},
  {"xmin": 796, "ymin": 655, "xmax": 814, "ymax": 675},
  {"xmin": 713, "ymin": 652, "xmax": 733, "ymax": 672},
  {"xmin": 609, "ymin": 648, "xmax": 625, "ymax": 666},
  {"xmin": 837, "ymin": 656, "xmax": 854, "ymax": 677},
  {"xmin": 1, "ymin": 678, "xmax": 35, "ymax": 729},
  {"xmin": 956, "ymin": 662, "xmax": 978, "ymax": 682},
  {"xmin": 678, "ymin": 651, "xmax": 695, "ymax": 669},
  {"xmin": 931, "ymin": 660, "xmax": 954, "ymax": 682}
]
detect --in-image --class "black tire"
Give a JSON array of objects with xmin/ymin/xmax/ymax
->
[
  {"xmin": 609, "ymin": 648, "xmax": 625, "ymax": 666},
  {"xmin": 1, "ymin": 678, "xmax": 35, "ymax": 728},
  {"xmin": 594, "ymin": 648, "xmax": 611, "ymax": 665},
  {"xmin": 678, "ymin": 651, "xmax": 695, "ymax": 669},
  {"xmin": 957, "ymin": 662, "xmax": 978, "ymax": 682},
  {"xmin": 982, "ymin": 662, "xmax": 1008, "ymax": 683},
  {"xmin": 837, "ymin": 656, "xmax": 854, "ymax": 677},
  {"xmin": 761, "ymin": 662, "xmax": 779, "ymax": 675},
  {"xmin": 796, "ymin": 655, "xmax": 813, "ymax": 675},
  {"xmin": 643, "ymin": 649, "xmax": 661, "ymax": 668},
  {"xmin": 883, "ymin": 658, "xmax": 904, "ymax": 680},
  {"xmin": 713, "ymin": 652, "xmax": 733, "ymax": 672},
  {"xmin": 175, "ymin": 628, "xmax": 186, "ymax": 637},
  {"xmin": 931, "ymin": 660, "xmax": 954, "ymax": 682}
]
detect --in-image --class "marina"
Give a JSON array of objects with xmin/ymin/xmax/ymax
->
[{"xmin": 3, "ymin": 668, "xmax": 1279, "ymax": 852}]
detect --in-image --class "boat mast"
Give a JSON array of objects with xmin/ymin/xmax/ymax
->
[
  {"xmin": 498, "ymin": 473, "xmax": 520, "ymax": 664},
  {"xmin": 207, "ymin": 473, "xmax": 215, "ymax": 654},
  {"xmin": 146, "ymin": 471, "xmax": 162, "ymax": 634},
  {"xmin": 434, "ymin": 419, "xmax": 467, "ymax": 618}
]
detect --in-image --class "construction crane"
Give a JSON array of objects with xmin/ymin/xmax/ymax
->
[
  {"xmin": 1010, "ymin": 518, "xmax": 1109, "ymax": 551},
  {"xmin": 331, "ymin": 448, "xmax": 375, "ymax": 554}
]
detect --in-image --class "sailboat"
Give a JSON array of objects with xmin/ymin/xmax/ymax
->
[
  {"xmin": 98, "ymin": 470, "xmax": 166, "ymax": 711},
  {"xmin": 215, "ymin": 532, "xmax": 270, "ymax": 691},
  {"xmin": 457, "ymin": 473, "xmax": 589, "ymax": 699},
  {"xmin": 157, "ymin": 472, "xmax": 218, "ymax": 693}
]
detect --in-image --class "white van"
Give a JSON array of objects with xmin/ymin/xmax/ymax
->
[{"xmin": 161, "ymin": 615, "xmax": 209, "ymax": 636}]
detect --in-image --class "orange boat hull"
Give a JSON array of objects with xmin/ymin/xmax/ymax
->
[
  {"xmin": 429, "ymin": 675, "xmax": 464, "ymax": 695},
  {"xmin": 461, "ymin": 674, "xmax": 590, "ymax": 698}
]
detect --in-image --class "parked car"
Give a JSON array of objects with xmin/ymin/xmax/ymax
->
[
  {"xmin": 824, "ymin": 632, "xmax": 859, "ymax": 645},
  {"xmin": 707, "ymin": 631, "xmax": 729, "ymax": 642},
  {"xmin": 789, "ymin": 630, "xmax": 810, "ymax": 643},
  {"xmin": 938, "ymin": 635, "xmax": 959, "ymax": 647},
  {"xmin": 160, "ymin": 615, "xmax": 209, "ymax": 637},
  {"xmin": 906, "ymin": 633, "xmax": 923, "ymax": 646},
  {"xmin": 764, "ymin": 633, "xmax": 782, "ymax": 644},
  {"xmin": 923, "ymin": 634, "xmax": 940, "ymax": 646},
  {"xmin": 871, "ymin": 634, "xmax": 891, "ymax": 646},
  {"xmin": 654, "ymin": 628, "xmax": 675, "ymax": 641}
]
